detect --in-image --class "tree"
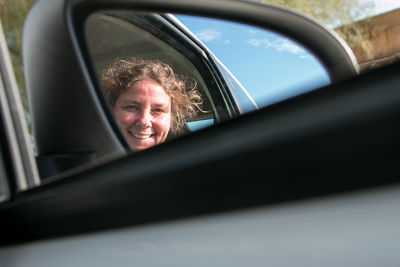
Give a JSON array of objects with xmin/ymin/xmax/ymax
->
[
  {"xmin": 261, "ymin": 0, "xmax": 377, "ymax": 65},
  {"xmin": 261, "ymin": 0, "xmax": 375, "ymax": 26}
]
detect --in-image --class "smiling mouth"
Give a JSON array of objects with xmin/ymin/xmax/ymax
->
[{"xmin": 128, "ymin": 130, "xmax": 153, "ymax": 139}]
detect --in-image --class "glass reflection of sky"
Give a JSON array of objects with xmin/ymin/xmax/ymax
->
[{"xmin": 176, "ymin": 15, "xmax": 331, "ymax": 108}]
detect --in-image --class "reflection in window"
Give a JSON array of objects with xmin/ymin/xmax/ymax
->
[{"xmin": 176, "ymin": 15, "xmax": 331, "ymax": 109}]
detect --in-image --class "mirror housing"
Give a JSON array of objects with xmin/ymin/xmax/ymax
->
[
  {"xmin": 23, "ymin": 0, "xmax": 359, "ymax": 178},
  {"xmin": 23, "ymin": 0, "xmax": 126, "ymax": 178}
]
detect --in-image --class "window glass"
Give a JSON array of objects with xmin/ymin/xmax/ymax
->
[
  {"xmin": 176, "ymin": 15, "xmax": 331, "ymax": 109},
  {"xmin": 211, "ymin": 55, "xmax": 258, "ymax": 114}
]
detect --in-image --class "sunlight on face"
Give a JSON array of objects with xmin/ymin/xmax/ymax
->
[{"xmin": 112, "ymin": 79, "xmax": 171, "ymax": 151}]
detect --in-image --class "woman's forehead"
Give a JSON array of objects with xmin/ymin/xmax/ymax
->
[{"xmin": 120, "ymin": 80, "xmax": 171, "ymax": 105}]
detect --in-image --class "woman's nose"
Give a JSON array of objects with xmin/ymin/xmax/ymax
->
[{"xmin": 136, "ymin": 109, "xmax": 151, "ymax": 128}]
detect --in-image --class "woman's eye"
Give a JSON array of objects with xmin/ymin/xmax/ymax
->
[
  {"xmin": 124, "ymin": 105, "xmax": 138, "ymax": 111},
  {"xmin": 152, "ymin": 109, "xmax": 163, "ymax": 115}
]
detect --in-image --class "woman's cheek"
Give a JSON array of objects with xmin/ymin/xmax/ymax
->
[
  {"xmin": 154, "ymin": 114, "xmax": 171, "ymax": 133},
  {"xmin": 117, "ymin": 110, "xmax": 136, "ymax": 125}
]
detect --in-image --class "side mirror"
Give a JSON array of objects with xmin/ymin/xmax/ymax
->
[{"xmin": 23, "ymin": 0, "xmax": 359, "ymax": 179}]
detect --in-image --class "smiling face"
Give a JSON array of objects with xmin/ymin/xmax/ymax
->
[{"xmin": 112, "ymin": 79, "xmax": 171, "ymax": 151}]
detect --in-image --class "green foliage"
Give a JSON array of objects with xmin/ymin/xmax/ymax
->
[
  {"xmin": 335, "ymin": 19, "xmax": 379, "ymax": 61},
  {"xmin": 260, "ymin": 0, "xmax": 377, "ymax": 64}
]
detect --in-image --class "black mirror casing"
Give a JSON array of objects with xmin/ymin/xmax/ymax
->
[{"xmin": 23, "ymin": 0, "xmax": 126, "ymax": 178}]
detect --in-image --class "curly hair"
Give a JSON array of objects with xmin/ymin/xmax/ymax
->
[{"xmin": 101, "ymin": 57, "xmax": 203, "ymax": 135}]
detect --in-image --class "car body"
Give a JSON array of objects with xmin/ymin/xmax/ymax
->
[{"xmin": 0, "ymin": 0, "xmax": 399, "ymax": 266}]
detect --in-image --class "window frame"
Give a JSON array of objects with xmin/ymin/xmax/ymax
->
[{"xmin": 0, "ymin": 19, "xmax": 40, "ymax": 197}]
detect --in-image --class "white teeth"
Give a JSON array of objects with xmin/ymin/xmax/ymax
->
[
  {"xmin": 134, "ymin": 133, "xmax": 151, "ymax": 139},
  {"xmin": 128, "ymin": 130, "xmax": 151, "ymax": 139}
]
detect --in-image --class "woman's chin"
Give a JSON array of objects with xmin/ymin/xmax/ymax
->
[{"xmin": 127, "ymin": 137, "xmax": 156, "ymax": 151}]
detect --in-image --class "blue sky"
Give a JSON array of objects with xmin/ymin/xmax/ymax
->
[
  {"xmin": 176, "ymin": 1, "xmax": 399, "ymax": 109},
  {"xmin": 176, "ymin": 15, "xmax": 331, "ymax": 108}
]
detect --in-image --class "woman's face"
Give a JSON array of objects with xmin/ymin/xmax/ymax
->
[{"xmin": 112, "ymin": 79, "xmax": 171, "ymax": 151}]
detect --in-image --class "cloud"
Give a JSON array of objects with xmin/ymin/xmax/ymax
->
[
  {"xmin": 196, "ymin": 29, "xmax": 221, "ymax": 42},
  {"xmin": 247, "ymin": 38, "xmax": 309, "ymax": 58},
  {"xmin": 247, "ymin": 38, "xmax": 272, "ymax": 47},
  {"xmin": 275, "ymin": 39, "xmax": 305, "ymax": 54},
  {"xmin": 247, "ymin": 38, "xmax": 260, "ymax": 46},
  {"xmin": 248, "ymin": 29, "xmax": 264, "ymax": 36}
]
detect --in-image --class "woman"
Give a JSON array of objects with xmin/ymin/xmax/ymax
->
[{"xmin": 101, "ymin": 57, "xmax": 203, "ymax": 151}]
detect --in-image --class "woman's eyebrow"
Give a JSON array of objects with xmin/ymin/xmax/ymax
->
[
  {"xmin": 124, "ymin": 100, "xmax": 140, "ymax": 105},
  {"xmin": 152, "ymin": 102, "xmax": 169, "ymax": 109}
]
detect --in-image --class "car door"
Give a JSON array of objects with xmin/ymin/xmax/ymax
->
[{"xmin": 0, "ymin": 0, "xmax": 400, "ymax": 266}]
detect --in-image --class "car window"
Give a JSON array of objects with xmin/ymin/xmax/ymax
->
[{"xmin": 176, "ymin": 15, "xmax": 331, "ymax": 109}]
